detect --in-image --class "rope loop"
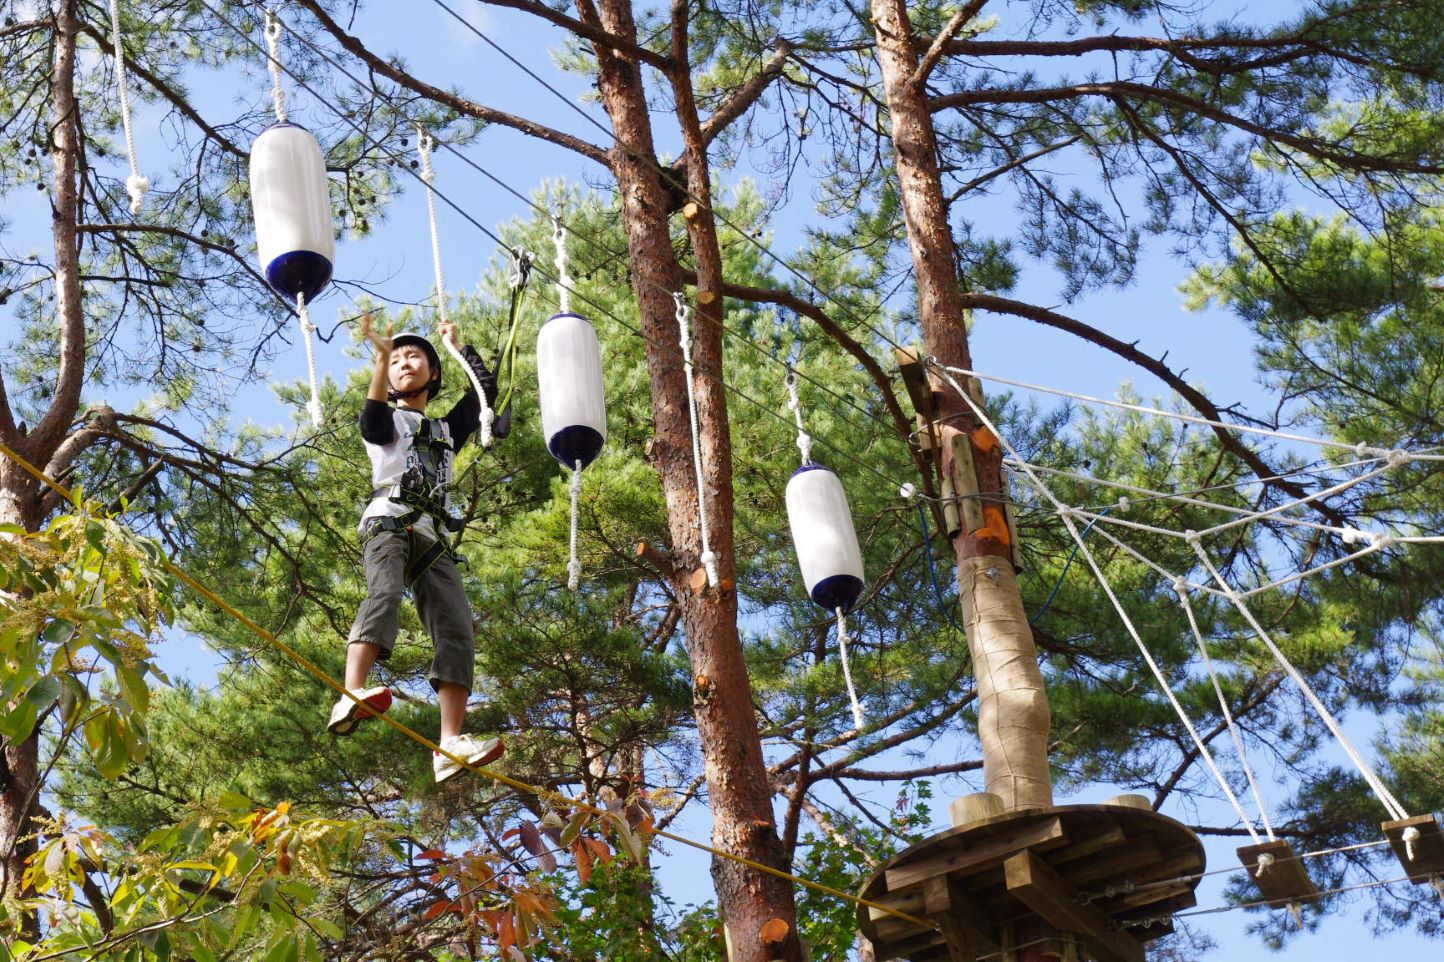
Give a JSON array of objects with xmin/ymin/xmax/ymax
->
[{"xmin": 263, "ymin": 8, "xmax": 288, "ymax": 124}]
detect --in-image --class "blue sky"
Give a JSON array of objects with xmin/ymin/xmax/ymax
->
[{"xmin": 40, "ymin": 1, "xmax": 1440, "ymax": 958}]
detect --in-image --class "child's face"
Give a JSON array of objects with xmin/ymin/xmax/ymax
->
[{"xmin": 389, "ymin": 345, "xmax": 433, "ymax": 397}]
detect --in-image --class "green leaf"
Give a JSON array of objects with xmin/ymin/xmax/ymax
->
[
  {"xmin": 230, "ymin": 905, "xmax": 261, "ymax": 946},
  {"xmin": 263, "ymin": 933, "xmax": 298, "ymax": 962},
  {"xmin": 2, "ymin": 940, "xmax": 33, "ymax": 962},
  {"xmin": 278, "ymin": 881, "xmax": 316, "ymax": 907},
  {"xmin": 117, "ymin": 662, "xmax": 149, "ymax": 713},
  {"xmin": 309, "ymin": 918, "xmax": 343, "ymax": 940},
  {"xmin": 219, "ymin": 791, "xmax": 254, "ymax": 812},
  {"xmin": 24, "ymin": 676, "xmax": 60, "ymax": 710},
  {"xmin": 40, "ymin": 619, "xmax": 75, "ymax": 645},
  {"xmin": 0, "ymin": 701, "xmax": 37, "ymax": 742},
  {"xmin": 559, "ymin": 810, "xmax": 589, "ymax": 847}
]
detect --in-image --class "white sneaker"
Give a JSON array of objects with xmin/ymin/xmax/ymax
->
[
  {"xmin": 326, "ymin": 686, "xmax": 393, "ymax": 736},
  {"xmin": 433, "ymin": 733, "xmax": 505, "ymax": 783}
]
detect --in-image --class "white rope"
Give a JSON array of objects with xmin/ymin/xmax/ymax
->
[
  {"xmin": 784, "ymin": 369, "xmax": 813, "ymax": 466},
  {"xmin": 1074, "ymin": 837, "xmax": 1393, "ymax": 905},
  {"xmin": 296, "ymin": 291, "xmax": 323, "ymax": 428},
  {"xmin": 944, "ymin": 364, "xmax": 1444, "ymax": 461},
  {"xmin": 263, "ymin": 8, "xmax": 288, "ymax": 124},
  {"xmin": 1176, "ymin": 582, "xmax": 1275, "ymax": 843},
  {"xmin": 567, "ymin": 458, "xmax": 583, "ymax": 591},
  {"xmin": 1010, "ymin": 456, "xmax": 1389, "ymax": 541},
  {"xmin": 927, "ymin": 360, "xmax": 1266, "ymax": 838},
  {"xmin": 1188, "ymin": 538, "xmax": 1410, "ymax": 821},
  {"xmin": 676, "ymin": 292, "xmax": 718, "ymax": 589},
  {"xmin": 416, "ymin": 126, "xmax": 494, "ymax": 447},
  {"xmin": 108, "ymin": 0, "xmax": 147, "ymax": 214},
  {"xmin": 1191, "ymin": 463, "xmax": 1394, "ymax": 540},
  {"xmin": 836, "ymin": 607, "xmax": 865, "ymax": 730},
  {"xmin": 553, "ymin": 214, "xmax": 572, "ymax": 315}
]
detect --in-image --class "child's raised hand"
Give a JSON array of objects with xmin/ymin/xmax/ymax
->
[
  {"xmin": 438, "ymin": 319, "xmax": 462, "ymax": 352},
  {"xmin": 360, "ymin": 312, "xmax": 392, "ymax": 355}
]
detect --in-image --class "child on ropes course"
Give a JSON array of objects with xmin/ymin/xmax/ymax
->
[{"xmin": 328, "ymin": 312, "xmax": 505, "ymax": 783}]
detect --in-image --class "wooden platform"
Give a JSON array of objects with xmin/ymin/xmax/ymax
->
[{"xmin": 857, "ymin": 804, "xmax": 1205, "ymax": 962}]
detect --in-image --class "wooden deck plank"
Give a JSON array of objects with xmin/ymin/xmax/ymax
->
[
  {"xmin": 1004, "ymin": 850, "xmax": 1144, "ymax": 962},
  {"xmin": 1383, "ymin": 814, "xmax": 1444, "ymax": 884},
  {"xmin": 1237, "ymin": 839, "xmax": 1320, "ymax": 906},
  {"xmin": 886, "ymin": 817, "xmax": 1068, "ymax": 892}
]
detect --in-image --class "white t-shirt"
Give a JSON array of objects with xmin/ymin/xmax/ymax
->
[{"xmin": 359, "ymin": 407, "xmax": 456, "ymax": 538}]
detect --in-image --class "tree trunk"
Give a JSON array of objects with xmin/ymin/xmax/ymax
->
[
  {"xmin": 2, "ymin": 1, "xmax": 83, "ymax": 938},
  {"xmin": 579, "ymin": 2, "xmax": 802, "ymax": 957},
  {"xmin": 870, "ymin": 0, "xmax": 1053, "ymax": 811}
]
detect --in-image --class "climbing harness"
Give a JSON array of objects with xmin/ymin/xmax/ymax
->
[{"xmin": 364, "ymin": 416, "xmax": 463, "ymax": 587}]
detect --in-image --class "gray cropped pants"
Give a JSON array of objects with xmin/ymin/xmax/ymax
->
[{"xmin": 347, "ymin": 528, "xmax": 476, "ymax": 692}]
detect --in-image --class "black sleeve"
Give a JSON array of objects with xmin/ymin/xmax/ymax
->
[
  {"xmin": 444, "ymin": 345, "xmax": 489, "ymax": 450},
  {"xmin": 359, "ymin": 399, "xmax": 396, "ymax": 445}
]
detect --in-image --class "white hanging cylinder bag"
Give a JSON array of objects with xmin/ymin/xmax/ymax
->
[
  {"xmin": 249, "ymin": 122, "xmax": 335, "ymax": 301},
  {"xmin": 786, "ymin": 464, "xmax": 865, "ymax": 612},
  {"xmin": 537, "ymin": 312, "xmax": 607, "ymax": 470}
]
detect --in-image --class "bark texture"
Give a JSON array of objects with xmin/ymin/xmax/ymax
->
[
  {"xmin": 2, "ymin": 2, "xmax": 84, "ymax": 939},
  {"xmin": 871, "ymin": 0, "xmax": 1053, "ymax": 811},
  {"xmin": 582, "ymin": 1, "xmax": 802, "ymax": 957}
]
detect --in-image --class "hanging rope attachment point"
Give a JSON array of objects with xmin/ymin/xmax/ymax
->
[
  {"xmin": 784, "ymin": 368, "xmax": 813, "ymax": 466},
  {"xmin": 552, "ymin": 212, "xmax": 572, "ymax": 315},
  {"xmin": 263, "ymin": 8, "xmax": 288, "ymax": 124}
]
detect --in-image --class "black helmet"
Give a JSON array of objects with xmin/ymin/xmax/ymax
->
[{"xmin": 389, "ymin": 331, "xmax": 442, "ymax": 400}]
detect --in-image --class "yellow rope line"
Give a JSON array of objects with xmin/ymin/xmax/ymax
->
[{"xmin": 0, "ymin": 438, "xmax": 933, "ymax": 931}]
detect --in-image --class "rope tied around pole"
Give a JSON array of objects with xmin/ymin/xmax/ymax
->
[
  {"xmin": 553, "ymin": 212, "xmax": 572, "ymax": 315},
  {"xmin": 296, "ymin": 291, "xmax": 323, "ymax": 428},
  {"xmin": 263, "ymin": 8, "xmax": 288, "ymax": 124},
  {"xmin": 676, "ymin": 292, "xmax": 718, "ymax": 589},
  {"xmin": 567, "ymin": 458, "xmax": 583, "ymax": 590},
  {"xmin": 416, "ymin": 126, "xmax": 494, "ymax": 447},
  {"xmin": 836, "ymin": 607, "xmax": 865, "ymax": 730},
  {"xmin": 108, "ymin": 0, "xmax": 148, "ymax": 214},
  {"xmin": 784, "ymin": 368, "xmax": 813, "ymax": 466}
]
